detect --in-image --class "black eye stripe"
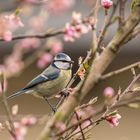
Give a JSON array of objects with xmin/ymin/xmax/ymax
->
[{"xmin": 54, "ymin": 60, "xmax": 74, "ymax": 64}]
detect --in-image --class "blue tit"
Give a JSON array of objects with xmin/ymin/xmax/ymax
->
[{"xmin": 7, "ymin": 53, "xmax": 73, "ymax": 111}]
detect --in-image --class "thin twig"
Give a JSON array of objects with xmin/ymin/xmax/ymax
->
[
  {"xmin": 91, "ymin": 0, "xmax": 100, "ymax": 52},
  {"xmin": 64, "ymin": 96, "xmax": 140, "ymax": 140},
  {"xmin": 64, "ymin": 118, "xmax": 103, "ymax": 140},
  {"xmin": 0, "ymin": 30, "xmax": 64, "ymax": 41},
  {"xmin": 55, "ymin": 74, "xmax": 140, "ymax": 139},
  {"xmin": 0, "ymin": 72, "xmax": 16, "ymax": 139},
  {"xmin": 102, "ymin": 74, "xmax": 140, "ymax": 117},
  {"xmin": 97, "ymin": 0, "xmax": 120, "ymax": 48},
  {"xmin": 74, "ymin": 111, "xmax": 86, "ymax": 140},
  {"xmin": 97, "ymin": 9, "xmax": 109, "ymax": 47},
  {"xmin": 67, "ymin": 50, "xmax": 92, "ymax": 88},
  {"xmin": 119, "ymin": 0, "xmax": 126, "ymax": 25},
  {"xmin": 55, "ymin": 96, "xmax": 140, "ymax": 138},
  {"xmin": 100, "ymin": 61, "xmax": 140, "ymax": 80},
  {"xmin": 123, "ymin": 25, "xmax": 140, "ymax": 44}
]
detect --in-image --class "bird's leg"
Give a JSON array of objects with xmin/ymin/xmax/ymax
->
[
  {"xmin": 43, "ymin": 96, "xmax": 56, "ymax": 113},
  {"xmin": 55, "ymin": 95, "xmax": 65, "ymax": 110},
  {"xmin": 61, "ymin": 88, "xmax": 73, "ymax": 97}
]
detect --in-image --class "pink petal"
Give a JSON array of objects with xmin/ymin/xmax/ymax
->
[
  {"xmin": 21, "ymin": 116, "xmax": 37, "ymax": 126},
  {"xmin": 103, "ymin": 87, "xmax": 115, "ymax": 97},
  {"xmin": 37, "ymin": 53, "xmax": 53, "ymax": 68},
  {"xmin": 101, "ymin": 0, "xmax": 113, "ymax": 9},
  {"xmin": 3, "ymin": 31, "xmax": 12, "ymax": 42}
]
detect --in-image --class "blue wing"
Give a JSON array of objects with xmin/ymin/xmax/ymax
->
[
  {"xmin": 7, "ymin": 65, "xmax": 60, "ymax": 100},
  {"xmin": 22, "ymin": 75, "xmax": 49, "ymax": 91},
  {"xmin": 22, "ymin": 65, "xmax": 60, "ymax": 90}
]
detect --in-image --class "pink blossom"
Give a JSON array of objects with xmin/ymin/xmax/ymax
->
[
  {"xmin": 72, "ymin": 11, "xmax": 82, "ymax": 24},
  {"xmin": 85, "ymin": 16, "xmax": 94, "ymax": 28},
  {"xmin": 12, "ymin": 104, "xmax": 19, "ymax": 116},
  {"xmin": 0, "ymin": 17, "xmax": 12, "ymax": 41},
  {"xmin": 51, "ymin": 43, "xmax": 63, "ymax": 55},
  {"xmin": 10, "ymin": 122, "xmax": 27, "ymax": 140},
  {"xmin": 21, "ymin": 116, "xmax": 37, "ymax": 126},
  {"xmin": 64, "ymin": 11, "xmax": 93, "ymax": 42},
  {"xmin": 29, "ymin": 16, "xmax": 45, "ymax": 31},
  {"xmin": 101, "ymin": 0, "xmax": 113, "ymax": 9},
  {"xmin": 55, "ymin": 122, "xmax": 66, "ymax": 132},
  {"xmin": 0, "ymin": 13, "xmax": 23, "ymax": 42},
  {"xmin": 2, "ymin": 30, "xmax": 12, "ymax": 42},
  {"xmin": 103, "ymin": 87, "xmax": 115, "ymax": 98},
  {"xmin": 47, "ymin": 0, "xmax": 74, "ymax": 14},
  {"xmin": 47, "ymin": 38, "xmax": 63, "ymax": 55},
  {"xmin": 5, "ymin": 57, "xmax": 24, "ymax": 74},
  {"xmin": 4, "ymin": 14, "xmax": 24, "ymax": 31},
  {"xmin": 74, "ymin": 24, "xmax": 89, "ymax": 38},
  {"xmin": 20, "ymin": 38, "xmax": 40, "ymax": 50},
  {"xmin": 64, "ymin": 23, "xmax": 75, "ymax": 42},
  {"xmin": 64, "ymin": 12, "xmax": 91, "ymax": 42},
  {"xmin": 106, "ymin": 113, "xmax": 121, "ymax": 127},
  {"xmin": 64, "ymin": 23, "xmax": 90, "ymax": 42},
  {"xmin": 37, "ymin": 53, "xmax": 53, "ymax": 68}
]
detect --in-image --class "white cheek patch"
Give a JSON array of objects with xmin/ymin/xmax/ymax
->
[{"xmin": 54, "ymin": 61, "xmax": 70, "ymax": 69}]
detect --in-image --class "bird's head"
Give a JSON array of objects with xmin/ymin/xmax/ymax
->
[{"xmin": 52, "ymin": 53, "xmax": 74, "ymax": 70}]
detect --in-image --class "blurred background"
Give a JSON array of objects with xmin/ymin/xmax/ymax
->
[{"xmin": 0, "ymin": 0, "xmax": 140, "ymax": 140}]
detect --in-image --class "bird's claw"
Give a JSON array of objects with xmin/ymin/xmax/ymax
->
[
  {"xmin": 61, "ymin": 88, "xmax": 73, "ymax": 97},
  {"xmin": 52, "ymin": 106, "xmax": 57, "ymax": 113}
]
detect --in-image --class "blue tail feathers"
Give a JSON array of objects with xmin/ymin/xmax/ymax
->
[{"xmin": 7, "ymin": 90, "xmax": 26, "ymax": 100}]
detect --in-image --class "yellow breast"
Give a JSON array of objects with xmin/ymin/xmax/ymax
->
[{"xmin": 34, "ymin": 69, "xmax": 72, "ymax": 98}]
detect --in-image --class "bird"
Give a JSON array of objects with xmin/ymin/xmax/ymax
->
[{"xmin": 6, "ymin": 53, "xmax": 73, "ymax": 112}]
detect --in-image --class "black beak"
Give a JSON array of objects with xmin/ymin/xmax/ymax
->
[{"xmin": 69, "ymin": 60, "xmax": 74, "ymax": 64}]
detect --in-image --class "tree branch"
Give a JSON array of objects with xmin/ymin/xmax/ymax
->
[
  {"xmin": 0, "ymin": 30, "xmax": 64, "ymax": 41},
  {"xmin": 74, "ymin": 111, "xmax": 86, "ymax": 140},
  {"xmin": 91, "ymin": 0, "xmax": 100, "ymax": 53},
  {"xmin": 119, "ymin": 0, "xmax": 126, "ymax": 25},
  {"xmin": 100, "ymin": 61, "xmax": 140, "ymax": 80},
  {"xmin": 36, "ymin": 1, "xmax": 140, "ymax": 140},
  {"xmin": 123, "ymin": 25, "xmax": 140, "ymax": 44},
  {"xmin": 97, "ymin": 0, "xmax": 119, "ymax": 48},
  {"xmin": 102, "ymin": 74, "xmax": 140, "ymax": 117},
  {"xmin": 55, "ymin": 96, "xmax": 140, "ymax": 138},
  {"xmin": 0, "ymin": 72, "xmax": 16, "ymax": 139}
]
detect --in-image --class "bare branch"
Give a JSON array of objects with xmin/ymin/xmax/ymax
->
[
  {"xmin": 102, "ymin": 74, "xmax": 140, "ymax": 117},
  {"xmin": 119, "ymin": 0, "xmax": 126, "ymax": 25},
  {"xmin": 55, "ymin": 96, "xmax": 140, "ymax": 138},
  {"xmin": 91, "ymin": 0, "xmax": 100, "ymax": 53},
  {"xmin": 0, "ymin": 72, "xmax": 16, "ymax": 139},
  {"xmin": 36, "ymin": 1, "xmax": 140, "ymax": 140},
  {"xmin": 123, "ymin": 25, "xmax": 140, "ymax": 44},
  {"xmin": 0, "ymin": 30, "xmax": 64, "ymax": 41},
  {"xmin": 101, "ymin": 61, "xmax": 140, "ymax": 80},
  {"xmin": 74, "ymin": 111, "xmax": 86, "ymax": 140},
  {"xmin": 97, "ymin": 0, "xmax": 119, "ymax": 48}
]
